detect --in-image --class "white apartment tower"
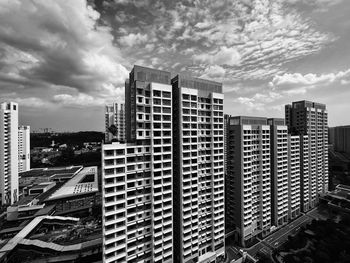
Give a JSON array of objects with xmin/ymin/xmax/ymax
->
[
  {"xmin": 102, "ymin": 66, "xmax": 173, "ymax": 263},
  {"xmin": 268, "ymin": 118, "xmax": 289, "ymax": 228},
  {"xmin": 226, "ymin": 116, "xmax": 271, "ymax": 247},
  {"xmin": 288, "ymin": 135, "xmax": 301, "ymax": 220},
  {"xmin": 105, "ymin": 103, "xmax": 125, "ymax": 143},
  {"xmin": 172, "ymin": 76, "xmax": 225, "ymax": 262},
  {"xmin": 18, "ymin": 125, "xmax": 30, "ymax": 173},
  {"xmin": 285, "ymin": 101, "xmax": 328, "ymax": 212},
  {"xmin": 0, "ymin": 102, "xmax": 19, "ymax": 205}
]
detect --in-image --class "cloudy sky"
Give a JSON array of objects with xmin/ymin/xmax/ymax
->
[{"xmin": 0, "ymin": 0, "xmax": 349, "ymax": 131}]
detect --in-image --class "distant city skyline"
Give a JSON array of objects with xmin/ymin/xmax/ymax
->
[{"xmin": 1, "ymin": 0, "xmax": 350, "ymax": 131}]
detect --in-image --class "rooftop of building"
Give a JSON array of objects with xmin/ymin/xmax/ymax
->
[
  {"xmin": 12, "ymin": 182, "xmax": 61, "ymax": 207},
  {"xmin": 327, "ymin": 184, "xmax": 350, "ymax": 200},
  {"xmin": 330, "ymin": 125, "xmax": 350, "ymax": 129},
  {"xmin": 0, "ymin": 216, "xmax": 80, "ymax": 259},
  {"xmin": 130, "ymin": 65, "xmax": 171, "ymax": 85},
  {"xmin": 228, "ymin": 116, "xmax": 268, "ymax": 126},
  {"xmin": 13, "ymin": 195, "xmax": 38, "ymax": 207},
  {"xmin": 172, "ymin": 74, "xmax": 223, "ymax": 93},
  {"xmin": 0, "ymin": 215, "xmax": 101, "ymax": 262},
  {"xmin": 46, "ymin": 166, "xmax": 98, "ymax": 201},
  {"xmin": 133, "ymin": 65, "xmax": 170, "ymax": 74},
  {"xmin": 30, "ymin": 182, "xmax": 55, "ymax": 190},
  {"xmin": 19, "ymin": 166, "xmax": 83, "ymax": 179},
  {"xmin": 128, "ymin": 65, "xmax": 223, "ymax": 93},
  {"xmin": 289, "ymin": 100, "xmax": 326, "ymax": 110},
  {"xmin": 267, "ymin": 118, "xmax": 285, "ymax": 126}
]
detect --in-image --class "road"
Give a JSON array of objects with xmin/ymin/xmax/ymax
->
[
  {"xmin": 246, "ymin": 241, "xmax": 269, "ymax": 257},
  {"xmin": 245, "ymin": 212, "xmax": 314, "ymax": 258},
  {"xmin": 225, "ymin": 246, "xmax": 242, "ymax": 263},
  {"xmin": 264, "ymin": 215, "xmax": 312, "ymax": 249}
]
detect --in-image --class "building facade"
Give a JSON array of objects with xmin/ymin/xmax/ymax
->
[
  {"xmin": 226, "ymin": 116, "xmax": 271, "ymax": 246},
  {"xmin": 102, "ymin": 66, "xmax": 173, "ymax": 263},
  {"xmin": 105, "ymin": 103, "xmax": 125, "ymax": 143},
  {"xmin": 224, "ymin": 114, "xmax": 232, "ymax": 233},
  {"xmin": 268, "ymin": 118, "xmax": 289, "ymax": 228},
  {"xmin": 0, "ymin": 102, "xmax": 19, "ymax": 205},
  {"xmin": 18, "ymin": 125, "xmax": 30, "ymax": 173},
  {"xmin": 102, "ymin": 66, "xmax": 225, "ymax": 263},
  {"xmin": 285, "ymin": 101, "xmax": 328, "ymax": 212},
  {"xmin": 172, "ymin": 76, "xmax": 225, "ymax": 262},
  {"xmin": 288, "ymin": 135, "xmax": 301, "ymax": 220},
  {"xmin": 329, "ymin": 126, "xmax": 350, "ymax": 154}
]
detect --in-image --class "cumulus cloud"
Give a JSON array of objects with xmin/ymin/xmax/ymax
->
[
  {"xmin": 270, "ymin": 69, "xmax": 350, "ymax": 87},
  {"xmin": 110, "ymin": 0, "xmax": 333, "ymax": 82},
  {"xmin": 232, "ymin": 91, "xmax": 282, "ymax": 113},
  {"xmin": 201, "ymin": 65, "xmax": 226, "ymax": 79},
  {"xmin": 119, "ymin": 32, "xmax": 148, "ymax": 47},
  {"xmin": 0, "ymin": 0, "xmax": 347, "ymax": 130},
  {"xmin": 0, "ymin": 0, "xmax": 128, "ymax": 107},
  {"xmin": 194, "ymin": 47, "xmax": 241, "ymax": 66},
  {"xmin": 9, "ymin": 97, "xmax": 50, "ymax": 108},
  {"xmin": 53, "ymin": 93, "xmax": 105, "ymax": 107}
]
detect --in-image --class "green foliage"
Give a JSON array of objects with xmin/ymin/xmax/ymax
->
[
  {"xmin": 31, "ymin": 131, "xmax": 104, "ymax": 148},
  {"xmin": 278, "ymin": 219, "xmax": 350, "ymax": 263}
]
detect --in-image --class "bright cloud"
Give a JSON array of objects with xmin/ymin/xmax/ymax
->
[
  {"xmin": 0, "ymin": 0, "xmax": 128, "ymax": 106},
  {"xmin": 194, "ymin": 47, "xmax": 241, "ymax": 66},
  {"xmin": 270, "ymin": 69, "xmax": 350, "ymax": 87},
  {"xmin": 53, "ymin": 93, "xmax": 105, "ymax": 107},
  {"xmin": 0, "ymin": 0, "xmax": 349, "ymax": 130}
]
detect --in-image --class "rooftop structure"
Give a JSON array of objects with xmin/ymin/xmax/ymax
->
[
  {"xmin": 8, "ymin": 166, "xmax": 98, "ymax": 221},
  {"xmin": 19, "ymin": 166, "xmax": 83, "ymax": 179},
  {"xmin": 0, "ymin": 215, "xmax": 101, "ymax": 262},
  {"xmin": 47, "ymin": 166, "xmax": 98, "ymax": 200}
]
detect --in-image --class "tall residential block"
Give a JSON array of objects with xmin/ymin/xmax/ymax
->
[
  {"xmin": 226, "ymin": 116, "xmax": 271, "ymax": 246},
  {"xmin": 285, "ymin": 101, "xmax": 328, "ymax": 211},
  {"xmin": 102, "ymin": 65, "xmax": 225, "ymax": 263},
  {"xmin": 329, "ymin": 126, "xmax": 350, "ymax": 154},
  {"xmin": 102, "ymin": 66, "xmax": 173, "ymax": 263},
  {"xmin": 0, "ymin": 102, "xmax": 19, "ymax": 205},
  {"xmin": 268, "ymin": 118, "xmax": 289, "ymax": 228},
  {"xmin": 105, "ymin": 103, "xmax": 125, "ymax": 143},
  {"xmin": 288, "ymin": 135, "xmax": 301, "ymax": 220},
  {"xmin": 18, "ymin": 125, "xmax": 30, "ymax": 173},
  {"xmin": 224, "ymin": 114, "xmax": 232, "ymax": 233},
  {"xmin": 172, "ymin": 76, "xmax": 225, "ymax": 262}
]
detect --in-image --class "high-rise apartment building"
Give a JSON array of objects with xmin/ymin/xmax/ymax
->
[
  {"xmin": 268, "ymin": 118, "xmax": 289, "ymax": 228},
  {"xmin": 329, "ymin": 126, "xmax": 350, "ymax": 154},
  {"xmin": 226, "ymin": 116, "xmax": 271, "ymax": 246},
  {"xmin": 224, "ymin": 114, "xmax": 232, "ymax": 176},
  {"xmin": 288, "ymin": 135, "xmax": 301, "ymax": 220},
  {"xmin": 102, "ymin": 66, "xmax": 173, "ymax": 263},
  {"xmin": 172, "ymin": 76, "xmax": 225, "ymax": 262},
  {"xmin": 224, "ymin": 114, "xmax": 232, "ymax": 233},
  {"xmin": 105, "ymin": 103, "xmax": 125, "ymax": 143},
  {"xmin": 285, "ymin": 101, "xmax": 328, "ymax": 212},
  {"xmin": 18, "ymin": 125, "xmax": 30, "ymax": 173},
  {"xmin": 102, "ymin": 65, "xmax": 225, "ymax": 263},
  {"xmin": 0, "ymin": 102, "xmax": 19, "ymax": 205}
]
